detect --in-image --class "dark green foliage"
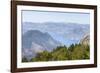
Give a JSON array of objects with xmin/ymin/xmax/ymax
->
[
  {"xmin": 30, "ymin": 50, "xmax": 52, "ymax": 61},
  {"xmin": 68, "ymin": 44, "xmax": 75, "ymax": 52},
  {"xmin": 51, "ymin": 46, "xmax": 69, "ymax": 60},
  {"xmin": 23, "ymin": 44, "xmax": 90, "ymax": 62},
  {"xmin": 68, "ymin": 44, "xmax": 90, "ymax": 60},
  {"xmin": 22, "ymin": 57, "xmax": 28, "ymax": 62}
]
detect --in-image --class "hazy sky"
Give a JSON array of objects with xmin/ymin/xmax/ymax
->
[{"xmin": 22, "ymin": 10, "xmax": 90, "ymax": 24}]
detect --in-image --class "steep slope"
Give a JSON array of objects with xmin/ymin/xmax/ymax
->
[
  {"xmin": 80, "ymin": 34, "xmax": 90, "ymax": 45},
  {"xmin": 22, "ymin": 30, "xmax": 61, "ymax": 60}
]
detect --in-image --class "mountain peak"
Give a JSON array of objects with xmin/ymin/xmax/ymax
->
[{"xmin": 22, "ymin": 30, "xmax": 61, "ymax": 60}]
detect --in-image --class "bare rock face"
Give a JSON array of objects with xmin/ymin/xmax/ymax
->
[{"xmin": 80, "ymin": 34, "xmax": 90, "ymax": 45}]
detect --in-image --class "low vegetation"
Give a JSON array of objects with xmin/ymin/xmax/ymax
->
[{"xmin": 22, "ymin": 44, "xmax": 90, "ymax": 62}]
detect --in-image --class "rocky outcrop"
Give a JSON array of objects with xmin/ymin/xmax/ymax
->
[{"xmin": 80, "ymin": 34, "xmax": 90, "ymax": 45}]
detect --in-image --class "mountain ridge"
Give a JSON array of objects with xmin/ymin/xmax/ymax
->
[{"xmin": 22, "ymin": 30, "xmax": 61, "ymax": 60}]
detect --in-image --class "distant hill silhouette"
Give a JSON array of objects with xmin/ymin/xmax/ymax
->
[
  {"xmin": 22, "ymin": 22, "xmax": 90, "ymax": 46},
  {"xmin": 22, "ymin": 30, "xmax": 61, "ymax": 60}
]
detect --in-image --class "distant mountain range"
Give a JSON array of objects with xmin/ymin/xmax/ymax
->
[
  {"xmin": 22, "ymin": 22, "xmax": 90, "ymax": 60},
  {"xmin": 22, "ymin": 22, "xmax": 90, "ymax": 35},
  {"xmin": 22, "ymin": 30, "xmax": 61, "ymax": 60},
  {"xmin": 22, "ymin": 22, "xmax": 90, "ymax": 46}
]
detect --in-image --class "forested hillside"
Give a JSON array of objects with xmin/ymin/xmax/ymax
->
[{"xmin": 22, "ymin": 43, "xmax": 90, "ymax": 62}]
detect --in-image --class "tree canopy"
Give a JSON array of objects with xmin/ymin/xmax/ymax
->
[{"xmin": 22, "ymin": 44, "xmax": 90, "ymax": 62}]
